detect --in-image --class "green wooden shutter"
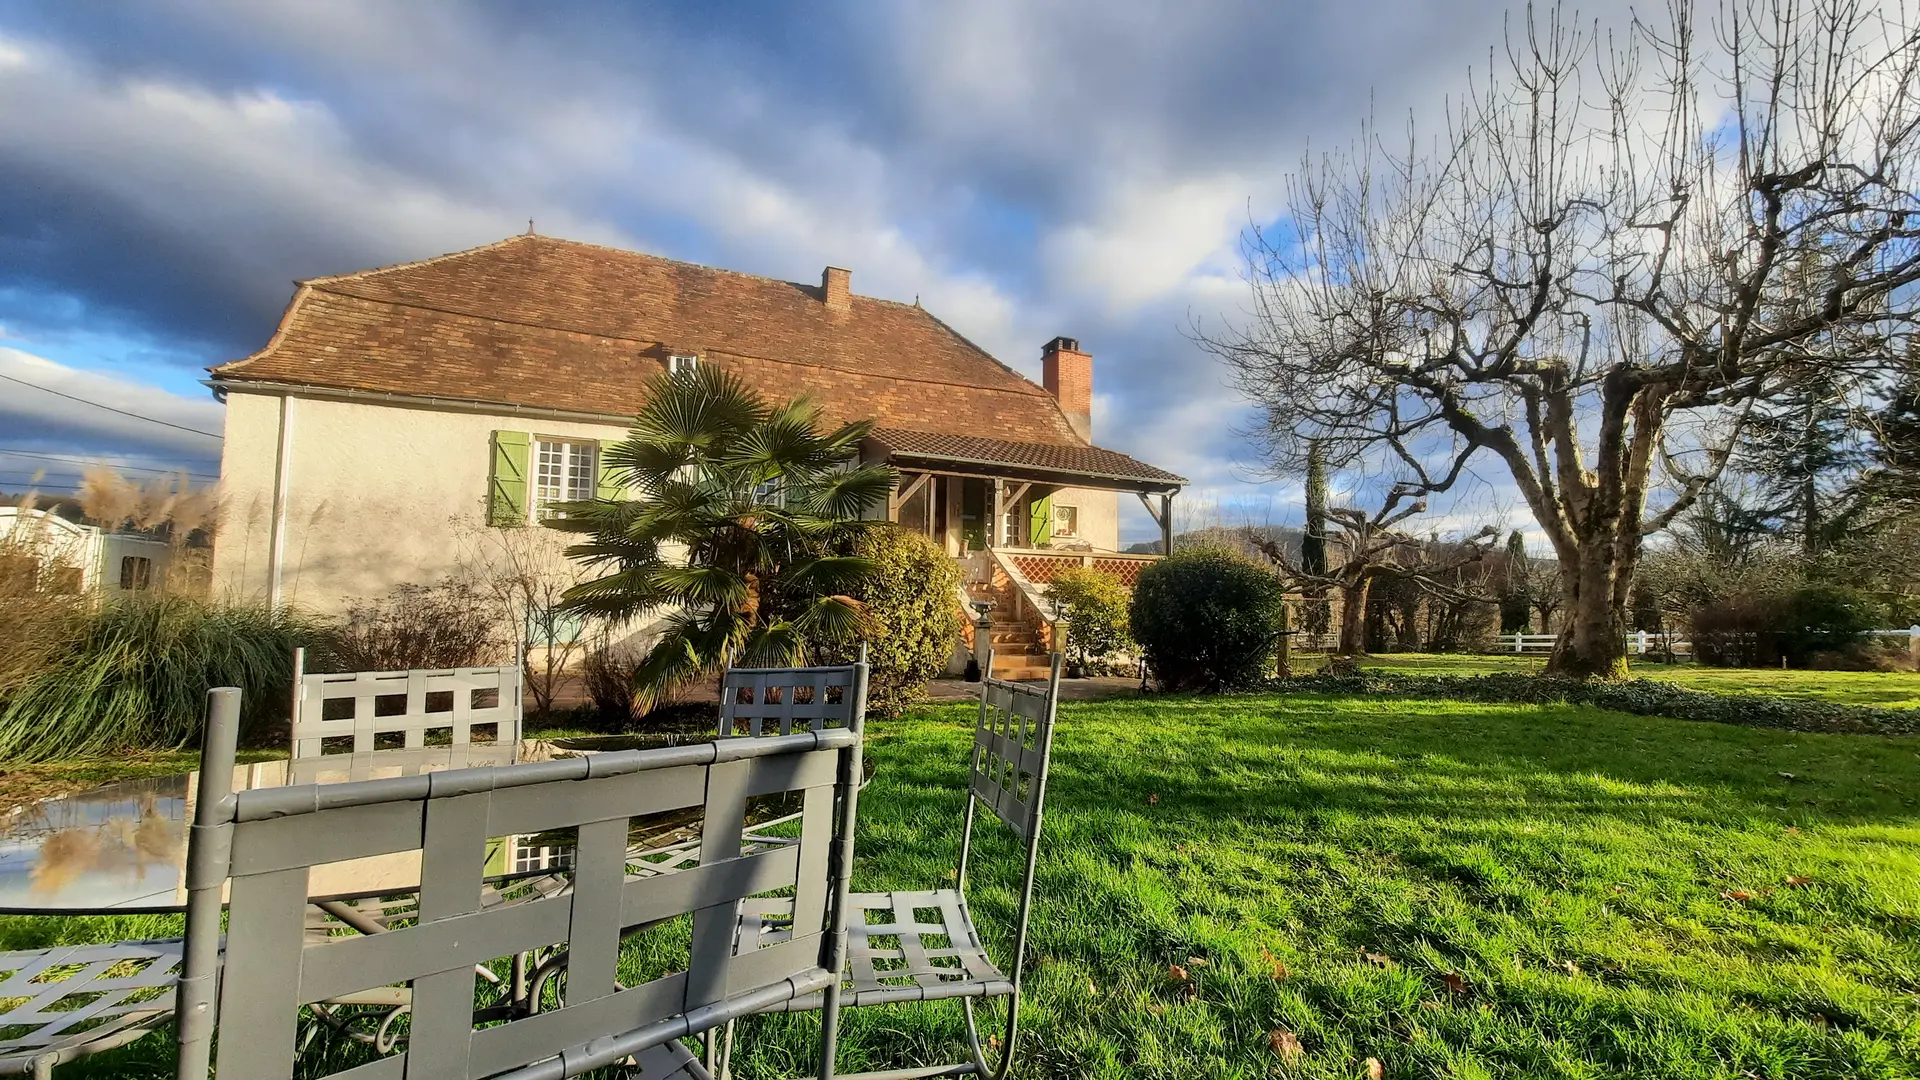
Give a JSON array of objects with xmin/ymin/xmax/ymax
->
[
  {"xmin": 1029, "ymin": 494, "xmax": 1054, "ymax": 547},
  {"xmin": 597, "ymin": 440, "xmax": 622, "ymax": 500},
  {"xmin": 489, "ymin": 430, "xmax": 530, "ymax": 526}
]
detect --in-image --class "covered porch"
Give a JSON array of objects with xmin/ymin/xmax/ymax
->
[{"xmin": 866, "ymin": 428, "xmax": 1187, "ymax": 678}]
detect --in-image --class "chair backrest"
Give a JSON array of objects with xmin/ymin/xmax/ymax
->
[
  {"xmin": 968, "ymin": 656, "xmax": 1063, "ymax": 843},
  {"xmin": 292, "ymin": 665, "xmax": 522, "ymax": 760},
  {"xmin": 191, "ymin": 730, "xmax": 860, "ymax": 1079},
  {"xmin": 718, "ymin": 662, "xmax": 862, "ymax": 737}
]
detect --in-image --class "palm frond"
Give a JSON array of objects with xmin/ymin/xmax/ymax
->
[
  {"xmin": 782, "ymin": 555, "xmax": 879, "ymax": 594},
  {"xmin": 787, "ymin": 594, "xmax": 872, "ymax": 645},
  {"xmin": 650, "ymin": 564, "xmax": 751, "ymax": 608},
  {"xmin": 801, "ymin": 464, "xmax": 899, "ymax": 521}
]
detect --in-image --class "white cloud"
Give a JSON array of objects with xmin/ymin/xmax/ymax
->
[{"xmin": 0, "ymin": 347, "xmax": 223, "ymax": 456}]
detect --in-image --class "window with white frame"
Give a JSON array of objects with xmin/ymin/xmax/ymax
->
[
  {"xmin": 1053, "ymin": 504, "xmax": 1080, "ymax": 538},
  {"xmin": 750, "ymin": 477, "xmax": 784, "ymax": 506},
  {"xmin": 669, "ymin": 354, "xmax": 699, "ymax": 377},
  {"xmin": 533, "ymin": 438, "xmax": 597, "ymax": 518},
  {"xmin": 512, "ymin": 837, "xmax": 575, "ymax": 873}
]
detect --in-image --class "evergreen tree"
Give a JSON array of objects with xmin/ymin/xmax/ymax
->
[
  {"xmin": 1499, "ymin": 530, "xmax": 1532, "ymax": 633},
  {"xmin": 1300, "ymin": 442, "xmax": 1331, "ymax": 636}
]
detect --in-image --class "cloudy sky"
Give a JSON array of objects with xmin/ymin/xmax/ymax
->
[{"xmin": 0, "ymin": 0, "xmax": 1611, "ymax": 542}]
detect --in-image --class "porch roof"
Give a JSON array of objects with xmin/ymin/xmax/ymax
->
[{"xmin": 870, "ymin": 427, "xmax": 1186, "ymax": 493}]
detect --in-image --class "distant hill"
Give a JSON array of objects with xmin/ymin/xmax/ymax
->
[{"xmin": 1126, "ymin": 524, "xmax": 1302, "ymax": 561}]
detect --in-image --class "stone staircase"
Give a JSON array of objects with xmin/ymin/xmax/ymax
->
[{"xmin": 964, "ymin": 578, "xmax": 1054, "ymax": 681}]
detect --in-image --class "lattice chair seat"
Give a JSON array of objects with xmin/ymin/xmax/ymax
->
[
  {"xmin": 0, "ymin": 939, "xmax": 185, "ymax": 1077},
  {"xmin": 734, "ymin": 888, "xmax": 1012, "ymax": 1010}
]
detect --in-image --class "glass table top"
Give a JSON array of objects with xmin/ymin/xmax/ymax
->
[{"xmin": 0, "ymin": 742, "xmax": 529, "ymax": 915}]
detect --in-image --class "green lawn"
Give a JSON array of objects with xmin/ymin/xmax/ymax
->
[
  {"xmin": 1301, "ymin": 652, "xmax": 1920, "ymax": 709},
  {"xmin": 12, "ymin": 691, "xmax": 1920, "ymax": 1078}
]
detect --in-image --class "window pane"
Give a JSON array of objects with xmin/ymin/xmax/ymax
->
[{"xmin": 534, "ymin": 440, "xmax": 597, "ymax": 517}]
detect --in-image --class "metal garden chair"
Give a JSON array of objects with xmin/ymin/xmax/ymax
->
[
  {"xmin": 176, "ymin": 684, "xmax": 868, "ymax": 1080},
  {"xmin": 289, "ymin": 649, "xmax": 524, "ymax": 762},
  {"xmin": 722, "ymin": 653, "xmax": 1064, "ymax": 1080}
]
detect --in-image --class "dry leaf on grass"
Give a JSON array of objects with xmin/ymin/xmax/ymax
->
[
  {"xmin": 1441, "ymin": 971, "xmax": 1468, "ymax": 994},
  {"xmin": 1722, "ymin": 889, "xmax": 1754, "ymax": 902},
  {"xmin": 1364, "ymin": 1057, "xmax": 1385, "ymax": 1079},
  {"xmin": 1187, "ymin": 956, "xmax": 1209, "ymax": 969},
  {"xmin": 1785, "ymin": 876, "xmax": 1813, "ymax": 887},
  {"xmin": 1363, "ymin": 951, "xmax": 1395, "ymax": 969},
  {"xmin": 1261, "ymin": 947, "xmax": 1292, "ymax": 981},
  {"xmin": 1268, "ymin": 1029, "xmax": 1304, "ymax": 1062},
  {"xmin": 1148, "ymin": 792, "xmax": 1159, "ymax": 805},
  {"xmin": 1166, "ymin": 964, "xmax": 1189, "ymax": 983}
]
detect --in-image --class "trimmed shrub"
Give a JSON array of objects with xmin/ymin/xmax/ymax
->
[
  {"xmin": 1688, "ymin": 592, "xmax": 1784, "ymax": 667},
  {"xmin": 809, "ymin": 525, "xmax": 962, "ymax": 718},
  {"xmin": 1778, "ymin": 583, "xmax": 1883, "ymax": 665},
  {"xmin": 330, "ymin": 579, "xmax": 502, "ymax": 672},
  {"xmin": 1132, "ymin": 548, "xmax": 1286, "ymax": 691},
  {"xmin": 1045, "ymin": 566, "xmax": 1132, "ymax": 676},
  {"xmin": 0, "ymin": 596, "xmax": 325, "ymax": 761}
]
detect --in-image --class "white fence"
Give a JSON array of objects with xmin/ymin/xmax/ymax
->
[{"xmin": 1497, "ymin": 626, "xmax": 1920, "ymax": 656}]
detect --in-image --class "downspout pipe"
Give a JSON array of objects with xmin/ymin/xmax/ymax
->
[{"xmin": 266, "ymin": 394, "xmax": 295, "ymax": 609}]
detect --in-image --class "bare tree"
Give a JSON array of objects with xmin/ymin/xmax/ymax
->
[
  {"xmin": 1252, "ymin": 487, "xmax": 1496, "ymax": 654},
  {"xmin": 1206, "ymin": 0, "xmax": 1920, "ymax": 677},
  {"xmin": 454, "ymin": 518, "xmax": 598, "ymax": 717}
]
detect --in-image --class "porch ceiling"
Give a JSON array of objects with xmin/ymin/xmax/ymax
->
[{"xmin": 869, "ymin": 428, "xmax": 1186, "ymax": 494}]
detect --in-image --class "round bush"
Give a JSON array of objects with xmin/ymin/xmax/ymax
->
[
  {"xmin": 1045, "ymin": 566, "xmax": 1133, "ymax": 675},
  {"xmin": 1780, "ymin": 583, "xmax": 1884, "ymax": 665},
  {"xmin": 1131, "ymin": 548, "xmax": 1285, "ymax": 691},
  {"xmin": 809, "ymin": 525, "xmax": 962, "ymax": 718}
]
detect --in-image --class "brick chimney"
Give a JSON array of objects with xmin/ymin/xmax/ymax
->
[
  {"xmin": 1042, "ymin": 336, "xmax": 1092, "ymax": 441},
  {"xmin": 822, "ymin": 266, "xmax": 851, "ymax": 312}
]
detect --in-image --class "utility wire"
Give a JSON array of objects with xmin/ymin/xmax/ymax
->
[
  {"xmin": 0, "ymin": 371, "xmax": 223, "ymax": 439},
  {"xmin": 0, "ymin": 447, "xmax": 218, "ymax": 478}
]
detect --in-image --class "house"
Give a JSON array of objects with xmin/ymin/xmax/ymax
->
[
  {"xmin": 0, "ymin": 505, "xmax": 175, "ymax": 595},
  {"xmin": 207, "ymin": 234, "xmax": 1185, "ymax": 672}
]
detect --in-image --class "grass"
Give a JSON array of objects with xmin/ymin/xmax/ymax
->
[
  {"xmin": 10, "ymin": 690, "xmax": 1916, "ymax": 1077},
  {"xmin": 1296, "ymin": 652, "xmax": 1920, "ymax": 710}
]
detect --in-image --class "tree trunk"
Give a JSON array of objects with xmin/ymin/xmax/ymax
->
[
  {"xmin": 1336, "ymin": 575, "xmax": 1372, "ymax": 655},
  {"xmin": 1547, "ymin": 543, "xmax": 1632, "ymax": 679}
]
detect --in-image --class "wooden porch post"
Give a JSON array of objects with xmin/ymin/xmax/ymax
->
[
  {"xmin": 1161, "ymin": 492, "xmax": 1174, "ymax": 556},
  {"xmin": 990, "ymin": 479, "xmax": 1004, "ymax": 549}
]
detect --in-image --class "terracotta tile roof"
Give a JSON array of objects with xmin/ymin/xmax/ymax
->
[
  {"xmin": 871, "ymin": 428, "xmax": 1186, "ymax": 489},
  {"xmin": 211, "ymin": 234, "xmax": 1086, "ymax": 444}
]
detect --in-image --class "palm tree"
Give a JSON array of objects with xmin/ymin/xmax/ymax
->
[{"xmin": 547, "ymin": 365, "xmax": 896, "ymax": 710}]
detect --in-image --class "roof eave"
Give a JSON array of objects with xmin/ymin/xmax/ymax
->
[{"xmin": 873, "ymin": 444, "xmax": 1186, "ymax": 494}]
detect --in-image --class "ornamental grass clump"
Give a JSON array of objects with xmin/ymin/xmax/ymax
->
[{"xmin": 0, "ymin": 596, "xmax": 320, "ymax": 762}]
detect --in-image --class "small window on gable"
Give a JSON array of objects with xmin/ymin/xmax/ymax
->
[
  {"xmin": 1053, "ymin": 504, "xmax": 1079, "ymax": 538},
  {"xmin": 120, "ymin": 556, "xmax": 153, "ymax": 591},
  {"xmin": 669, "ymin": 354, "xmax": 699, "ymax": 377},
  {"xmin": 533, "ymin": 439, "xmax": 597, "ymax": 518}
]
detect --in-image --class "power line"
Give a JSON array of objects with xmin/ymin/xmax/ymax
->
[
  {"xmin": 0, "ymin": 371, "xmax": 223, "ymax": 439},
  {"xmin": 0, "ymin": 448, "xmax": 218, "ymax": 478}
]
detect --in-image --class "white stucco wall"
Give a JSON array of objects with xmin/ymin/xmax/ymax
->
[
  {"xmin": 1046, "ymin": 487, "xmax": 1120, "ymax": 552},
  {"xmin": 214, "ymin": 390, "xmax": 630, "ymax": 613}
]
